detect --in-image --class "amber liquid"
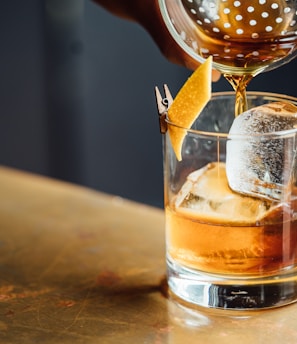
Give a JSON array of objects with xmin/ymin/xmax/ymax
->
[
  {"xmin": 166, "ymin": 204, "xmax": 297, "ymax": 276},
  {"xmin": 182, "ymin": 0, "xmax": 297, "ymax": 115}
]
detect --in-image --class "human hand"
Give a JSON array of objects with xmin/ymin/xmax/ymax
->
[
  {"xmin": 92, "ymin": 0, "xmax": 221, "ymax": 81},
  {"xmin": 141, "ymin": 0, "xmax": 221, "ymax": 81}
]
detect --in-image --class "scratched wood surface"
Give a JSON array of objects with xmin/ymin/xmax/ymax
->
[{"xmin": 0, "ymin": 166, "xmax": 297, "ymax": 343}]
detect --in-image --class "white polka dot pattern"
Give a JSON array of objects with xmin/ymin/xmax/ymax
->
[
  {"xmin": 164, "ymin": 0, "xmax": 297, "ymax": 72},
  {"xmin": 182, "ymin": 0, "xmax": 297, "ymax": 40}
]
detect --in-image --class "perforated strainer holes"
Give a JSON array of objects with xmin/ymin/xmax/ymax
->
[
  {"xmin": 182, "ymin": 0, "xmax": 297, "ymax": 39},
  {"xmin": 171, "ymin": 0, "xmax": 297, "ymax": 68}
]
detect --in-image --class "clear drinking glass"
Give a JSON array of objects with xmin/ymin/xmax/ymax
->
[{"xmin": 163, "ymin": 91, "xmax": 297, "ymax": 310}]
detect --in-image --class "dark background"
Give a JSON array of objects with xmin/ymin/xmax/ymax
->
[{"xmin": 1, "ymin": 0, "xmax": 297, "ymax": 208}]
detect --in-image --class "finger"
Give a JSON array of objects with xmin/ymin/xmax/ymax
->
[
  {"xmin": 181, "ymin": 52, "xmax": 221, "ymax": 82},
  {"xmin": 212, "ymin": 69, "xmax": 221, "ymax": 82}
]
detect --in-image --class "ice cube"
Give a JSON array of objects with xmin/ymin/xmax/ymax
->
[
  {"xmin": 175, "ymin": 162, "xmax": 271, "ymax": 224},
  {"xmin": 226, "ymin": 102, "xmax": 297, "ymax": 201}
]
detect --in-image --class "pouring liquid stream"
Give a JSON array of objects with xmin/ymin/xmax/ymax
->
[{"xmin": 224, "ymin": 74, "xmax": 254, "ymax": 116}]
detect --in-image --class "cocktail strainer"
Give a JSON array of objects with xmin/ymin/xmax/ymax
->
[{"xmin": 159, "ymin": 0, "xmax": 297, "ymax": 75}]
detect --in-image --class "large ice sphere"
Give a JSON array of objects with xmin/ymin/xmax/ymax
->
[
  {"xmin": 226, "ymin": 102, "xmax": 297, "ymax": 201},
  {"xmin": 175, "ymin": 162, "xmax": 272, "ymax": 224}
]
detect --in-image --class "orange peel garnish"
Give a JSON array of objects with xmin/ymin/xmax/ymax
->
[{"xmin": 167, "ymin": 56, "xmax": 212, "ymax": 161}]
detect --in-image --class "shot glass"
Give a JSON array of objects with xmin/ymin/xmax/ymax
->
[{"xmin": 163, "ymin": 91, "xmax": 297, "ymax": 310}]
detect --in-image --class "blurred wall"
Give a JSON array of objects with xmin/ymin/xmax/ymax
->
[
  {"xmin": 0, "ymin": 0, "xmax": 297, "ymax": 207},
  {"xmin": 0, "ymin": 1, "xmax": 48, "ymax": 175},
  {"xmin": 82, "ymin": 1, "xmax": 191, "ymax": 207}
]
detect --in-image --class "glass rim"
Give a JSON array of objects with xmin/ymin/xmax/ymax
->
[{"xmin": 165, "ymin": 91, "xmax": 297, "ymax": 139}]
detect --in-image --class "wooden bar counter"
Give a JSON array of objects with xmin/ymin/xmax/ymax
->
[{"xmin": 0, "ymin": 166, "xmax": 297, "ymax": 343}]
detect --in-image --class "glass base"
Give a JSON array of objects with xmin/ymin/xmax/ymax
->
[{"xmin": 167, "ymin": 257, "xmax": 297, "ymax": 310}]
